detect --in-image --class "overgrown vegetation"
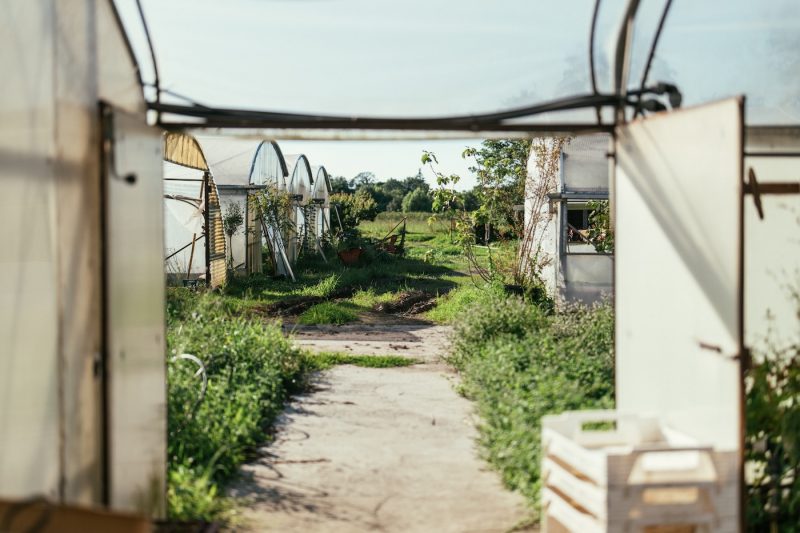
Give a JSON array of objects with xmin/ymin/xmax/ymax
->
[
  {"xmin": 447, "ymin": 291, "xmax": 614, "ymax": 516},
  {"xmin": 166, "ymin": 289, "xmax": 422, "ymax": 522},
  {"xmin": 745, "ymin": 291, "xmax": 800, "ymax": 532},
  {"xmin": 166, "ymin": 288, "xmax": 308, "ymax": 521}
]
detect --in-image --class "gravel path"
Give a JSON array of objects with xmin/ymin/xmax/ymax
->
[{"xmin": 230, "ymin": 324, "xmax": 532, "ymax": 532}]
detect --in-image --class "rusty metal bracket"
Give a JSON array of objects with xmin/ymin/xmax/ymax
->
[{"xmin": 745, "ymin": 167, "xmax": 764, "ymax": 220}]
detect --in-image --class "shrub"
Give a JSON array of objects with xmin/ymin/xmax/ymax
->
[
  {"xmin": 402, "ymin": 188, "xmax": 433, "ymax": 212},
  {"xmin": 449, "ymin": 288, "xmax": 546, "ymax": 368},
  {"xmin": 166, "ymin": 291, "xmax": 307, "ymax": 521},
  {"xmin": 331, "ymin": 189, "xmax": 378, "ymax": 231},
  {"xmin": 745, "ymin": 323, "xmax": 800, "ymax": 531},
  {"xmin": 448, "ymin": 293, "xmax": 614, "ymax": 516}
]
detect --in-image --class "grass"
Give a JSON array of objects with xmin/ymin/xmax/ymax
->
[
  {"xmin": 297, "ymin": 302, "xmax": 358, "ymax": 325},
  {"xmin": 305, "ymin": 352, "xmax": 419, "ymax": 370},
  {"xmin": 217, "ymin": 211, "xmax": 525, "ymax": 327},
  {"xmin": 425, "ymin": 282, "xmax": 505, "ymax": 324},
  {"xmin": 166, "ymin": 288, "xmax": 309, "ymax": 522}
]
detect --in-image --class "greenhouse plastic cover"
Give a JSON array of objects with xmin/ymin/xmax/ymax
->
[
  {"xmin": 117, "ymin": 0, "xmax": 800, "ymax": 127},
  {"xmin": 198, "ymin": 137, "xmax": 288, "ymax": 187}
]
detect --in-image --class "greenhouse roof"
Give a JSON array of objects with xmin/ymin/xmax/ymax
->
[{"xmin": 116, "ymin": 0, "xmax": 800, "ymax": 135}]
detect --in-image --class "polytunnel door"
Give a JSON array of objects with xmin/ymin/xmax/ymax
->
[
  {"xmin": 614, "ymin": 98, "xmax": 744, "ymax": 450},
  {"xmin": 614, "ymin": 98, "xmax": 744, "ymax": 527},
  {"xmin": 101, "ymin": 105, "xmax": 167, "ymax": 516}
]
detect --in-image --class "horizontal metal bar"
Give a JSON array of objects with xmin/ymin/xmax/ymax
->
[
  {"xmin": 217, "ymin": 184, "xmax": 269, "ymax": 191},
  {"xmin": 565, "ymin": 252, "xmax": 613, "ymax": 256},
  {"xmin": 547, "ymin": 191, "xmax": 609, "ymax": 200},
  {"xmin": 743, "ymin": 182, "xmax": 800, "ymax": 195},
  {"xmin": 164, "ymin": 177, "xmax": 204, "ymax": 182},
  {"xmin": 744, "ymin": 152, "xmax": 800, "ymax": 158},
  {"xmin": 151, "ymin": 92, "xmax": 621, "ymax": 130},
  {"xmin": 162, "ymin": 120, "xmax": 614, "ymax": 135}
]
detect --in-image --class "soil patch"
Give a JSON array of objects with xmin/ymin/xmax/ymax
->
[
  {"xmin": 374, "ymin": 290, "xmax": 437, "ymax": 316},
  {"xmin": 256, "ymin": 286, "xmax": 357, "ymax": 317}
]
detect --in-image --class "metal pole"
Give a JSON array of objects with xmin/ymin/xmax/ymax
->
[
  {"xmin": 203, "ymin": 172, "xmax": 211, "ymax": 285},
  {"xmin": 187, "ymin": 232, "xmax": 197, "ymax": 279}
]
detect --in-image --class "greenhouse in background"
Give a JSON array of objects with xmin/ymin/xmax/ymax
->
[{"xmin": 163, "ymin": 132, "xmax": 227, "ymax": 288}]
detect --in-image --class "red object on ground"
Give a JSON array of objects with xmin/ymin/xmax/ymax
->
[{"xmin": 338, "ymin": 248, "xmax": 363, "ymax": 265}]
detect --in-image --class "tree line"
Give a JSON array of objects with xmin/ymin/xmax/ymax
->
[{"xmin": 329, "ymin": 169, "xmax": 479, "ymax": 215}]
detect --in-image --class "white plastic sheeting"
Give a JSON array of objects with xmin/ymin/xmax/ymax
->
[
  {"xmin": 311, "ymin": 165, "xmax": 333, "ymax": 238},
  {"xmin": 561, "ymin": 134, "xmax": 610, "ymax": 192},
  {"xmin": 743, "ymin": 129, "xmax": 800, "ymax": 353},
  {"xmin": 198, "ymin": 137, "xmax": 290, "ymax": 273},
  {"xmin": 0, "ymin": 0, "xmax": 165, "ymax": 515},
  {"xmin": 105, "ymin": 107, "xmax": 167, "ymax": 515},
  {"xmin": 114, "ymin": 0, "xmax": 800, "ymax": 135},
  {"xmin": 120, "ymin": 0, "xmax": 628, "ymax": 123},
  {"xmin": 164, "ymin": 163, "xmax": 206, "ymax": 276},
  {"xmin": 285, "ymin": 154, "xmax": 314, "ymax": 263},
  {"xmin": 615, "ymin": 98, "xmax": 742, "ymax": 451},
  {"xmin": 635, "ymin": 0, "xmax": 800, "ymax": 125}
]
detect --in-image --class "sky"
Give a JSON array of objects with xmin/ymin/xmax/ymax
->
[{"xmin": 117, "ymin": 0, "xmax": 800, "ymax": 189}]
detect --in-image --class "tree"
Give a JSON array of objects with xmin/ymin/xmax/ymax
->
[
  {"xmin": 358, "ymin": 184, "xmax": 391, "ymax": 212},
  {"xmin": 329, "ymin": 176, "xmax": 352, "ymax": 194},
  {"xmin": 331, "ymin": 189, "xmax": 378, "ymax": 231},
  {"xmin": 460, "ymin": 189, "xmax": 480, "ymax": 211},
  {"xmin": 350, "ymin": 171, "xmax": 375, "ymax": 189},
  {"xmin": 401, "ymin": 188, "xmax": 433, "ymax": 212},
  {"xmin": 464, "ymin": 139, "xmax": 532, "ymax": 239},
  {"xmin": 222, "ymin": 202, "xmax": 244, "ymax": 270},
  {"xmin": 423, "ymin": 140, "xmax": 538, "ymax": 285},
  {"xmin": 402, "ymin": 171, "xmax": 429, "ymax": 194}
]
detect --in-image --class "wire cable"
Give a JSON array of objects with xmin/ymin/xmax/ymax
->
[
  {"xmin": 135, "ymin": 0, "xmax": 161, "ymax": 118},
  {"xmin": 589, "ymin": 0, "xmax": 603, "ymax": 123},
  {"xmin": 634, "ymin": 0, "xmax": 674, "ymax": 118}
]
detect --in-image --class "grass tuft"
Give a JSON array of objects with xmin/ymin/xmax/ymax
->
[
  {"xmin": 297, "ymin": 302, "xmax": 358, "ymax": 325},
  {"xmin": 305, "ymin": 352, "xmax": 419, "ymax": 370}
]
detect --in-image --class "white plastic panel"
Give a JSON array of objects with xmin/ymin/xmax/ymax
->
[
  {"xmin": 163, "ymin": 163, "xmax": 206, "ymax": 277},
  {"xmin": 615, "ymin": 98, "xmax": 742, "ymax": 450},
  {"xmin": 563, "ymin": 254, "xmax": 613, "ymax": 305},
  {"xmin": 106, "ymin": 108, "xmax": 166, "ymax": 516},
  {"xmin": 0, "ymin": 1, "xmax": 60, "ymax": 499},
  {"xmin": 251, "ymin": 141, "xmax": 289, "ymax": 189},
  {"xmin": 743, "ymin": 154, "xmax": 800, "ymax": 352},
  {"xmin": 197, "ymin": 136, "xmax": 257, "ymax": 186},
  {"xmin": 561, "ymin": 134, "xmax": 611, "ymax": 192}
]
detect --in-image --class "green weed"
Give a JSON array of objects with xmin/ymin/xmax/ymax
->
[
  {"xmin": 425, "ymin": 282, "xmax": 504, "ymax": 324},
  {"xmin": 297, "ymin": 302, "xmax": 358, "ymax": 325},
  {"xmin": 448, "ymin": 294, "xmax": 615, "ymax": 517},
  {"xmin": 305, "ymin": 352, "xmax": 418, "ymax": 370},
  {"xmin": 166, "ymin": 289, "xmax": 308, "ymax": 522}
]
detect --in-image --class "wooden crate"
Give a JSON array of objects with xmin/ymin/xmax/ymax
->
[{"xmin": 541, "ymin": 410, "xmax": 738, "ymax": 533}]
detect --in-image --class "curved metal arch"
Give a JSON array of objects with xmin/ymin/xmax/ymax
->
[
  {"xmin": 287, "ymin": 154, "xmax": 314, "ymax": 200},
  {"xmin": 313, "ymin": 166, "xmax": 331, "ymax": 196},
  {"xmin": 249, "ymin": 139, "xmax": 290, "ymax": 185}
]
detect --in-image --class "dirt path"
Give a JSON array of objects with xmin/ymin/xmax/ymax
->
[{"xmin": 230, "ymin": 324, "xmax": 532, "ymax": 532}]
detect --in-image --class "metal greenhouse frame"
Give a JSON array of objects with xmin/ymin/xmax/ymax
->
[{"xmin": 2, "ymin": 1, "xmax": 798, "ymax": 529}]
